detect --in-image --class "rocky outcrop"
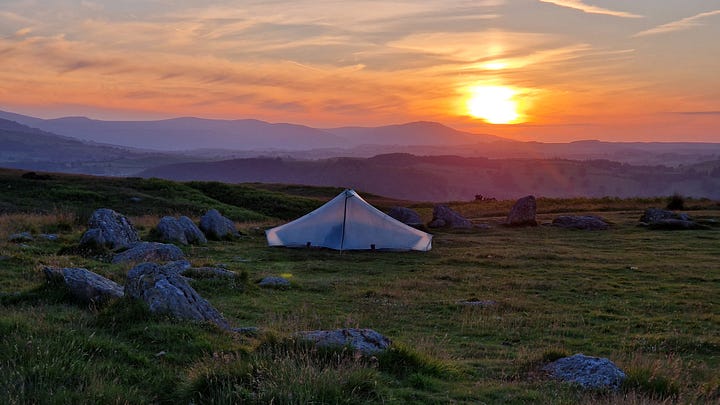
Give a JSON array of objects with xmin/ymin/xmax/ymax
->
[
  {"xmin": 428, "ymin": 205, "xmax": 472, "ymax": 229},
  {"xmin": 506, "ymin": 195, "xmax": 537, "ymax": 227},
  {"xmin": 543, "ymin": 354, "xmax": 626, "ymax": 390},
  {"xmin": 199, "ymin": 209, "xmax": 239, "ymax": 240},
  {"xmin": 297, "ymin": 328, "xmax": 391, "ymax": 355},
  {"xmin": 639, "ymin": 208, "xmax": 708, "ymax": 230},
  {"xmin": 387, "ymin": 207, "xmax": 423, "ymax": 227},
  {"xmin": 258, "ymin": 276, "xmax": 290, "ymax": 289},
  {"xmin": 111, "ymin": 242, "xmax": 185, "ymax": 264},
  {"xmin": 44, "ymin": 266, "xmax": 124, "ymax": 305},
  {"xmin": 156, "ymin": 216, "xmax": 207, "ymax": 245},
  {"xmin": 79, "ymin": 209, "xmax": 139, "ymax": 250},
  {"xmin": 552, "ymin": 215, "xmax": 609, "ymax": 230},
  {"xmin": 124, "ymin": 262, "xmax": 229, "ymax": 329},
  {"xmin": 639, "ymin": 208, "xmax": 689, "ymax": 223}
]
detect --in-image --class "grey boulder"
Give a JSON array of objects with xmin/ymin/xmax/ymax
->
[
  {"xmin": 199, "ymin": 209, "xmax": 239, "ymax": 240},
  {"xmin": 156, "ymin": 216, "xmax": 207, "ymax": 245},
  {"xmin": 111, "ymin": 242, "xmax": 185, "ymax": 264},
  {"xmin": 387, "ymin": 207, "xmax": 423, "ymax": 227},
  {"xmin": 258, "ymin": 276, "xmax": 290, "ymax": 288},
  {"xmin": 544, "ymin": 353, "xmax": 626, "ymax": 390},
  {"xmin": 507, "ymin": 195, "xmax": 537, "ymax": 227},
  {"xmin": 298, "ymin": 328, "xmax": 391, "ymax": 355},
  {"xmin": 124, "ymin": 262, "xmax": 229, "ymax": 329},
  {"xmin": 552, "ymin": 215, "xmax": 609, "ymax": 230},
  {"xmin": 80, "ymin": 208, "xmax": 139, "ymax": 250},
  {"xmin": 428, "ymin": 205, "xmax": 472, "ymax": 229},
  {"xmin": 44, "ymin": 266, "xmax": 124, "ymax": 304},
  {"xmin": 640, "ymin": 208, "xmax": 689, "ymax": 223}
]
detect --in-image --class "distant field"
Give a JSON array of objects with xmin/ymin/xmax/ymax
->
[{"xmin": 0, "ymin": 170, "xmax": 718, "ymax": 403}]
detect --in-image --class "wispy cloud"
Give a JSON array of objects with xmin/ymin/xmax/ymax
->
[
  {"xmin": 538, "ymin": 0, "xmax": 642, "ymax": 18},
  {"xmin": 634, "ymin": 9, "xmax": 720, "ymax": 37}
]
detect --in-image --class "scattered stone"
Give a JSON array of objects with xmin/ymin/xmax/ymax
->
[
  {"xmin": 387, "ymin": 207, "xmax": 423, "ymax": 227},
  {"xmin": 184, "ymin": 267, "xmax": 237, "ymax": 279},
  {"xmin": 39, "ymin": 233, "xmax": 59, "ymax": 241},
  {"xmin": 79, "ymin": 208, "xmax": 140, "ymax": 250},
  {"xmin": 628, "ymin": 266, "xmax": 639, "ymax": 270},
  {"xmin": 125, "ymin": 262, "xmax": 230, "ymax": 329},
  {"xmin": 552, "ymin": 215, "xmax": 609, "ymax": 230},
  {"xmin": 457, "ymin": 300, "xmax": 497, "ymax": 307},
  {"xmin": 506, "ymin": 195, "xmax": 537, "ymax": 227},
  {"xmin": 199, "ymin": 209, "xmax": 239, "ymax": 240},
  {"xmin": 428, "ymin": 205, "xmax": 472, "ymax": 229},
  {"xmin": 8, "ymin": 232, "xmax": 33, "ymax": 242},
  {"xmin": 111, "ymin": 242, "xmax": 185, "ymax": 264},
  {"xmin": 179, "ymin": 216, "xmax": 208, "ymax": 244},
  {"xmin": 639, "ymin": 208, "xmax": 689, "ymax": 223},
  {"xmin": 43, "ymin": 266, "xmax": 124, "ymax": 305},
  {"xmin": 154, "ymin": 351, "xmax": 166, "ymax": 357},
  {"xmin": 298, "ymin": 328, "xmax": 391, "ymax": 355},
  {"xmin": 129, "ymin": 197, "xmax": 143, "ymax": 203},
  {"xmin": 258, "ymin": 276, "xmax": 290, "ymax": 289},
  {"xmin": 543, "ymin": 353, "xmax": 626, "ymax": 390},
  {"xmin": 156, "ymin": 216, "xmax": 188, "ymax": 245},
  {"xmin": 155, "ymin": 216, "xmax": 207, "ymax": 245}
]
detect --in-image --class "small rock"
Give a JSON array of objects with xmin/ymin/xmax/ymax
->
[
  {"xmin": 129, "ymin": 197, "xmax": 143, "ymax": 203},
  {"xmin": 125, "ymin": 262, "xmax": 230, "ymax": 329},
  {"xmin": 154, "ymin": 350, "xmax": 166, "ymax": 357},
  {"xmin": 111, "ymin": 242, "xmax": 185, "ymax": 264},
  {"xmin": 39, "ymin": 233, "xmax": 59, "ymax": 241},
  {"xmin": 258, "ymin": 276, "xmax": 290, "ymax": 289},
  {"xmin": 428, "ymin": 205, "xmax": 472, "ymax": 229},
  {"xmin": 9, "ymin": 232, "xmax": 33, "ymax": 242},
  {"xmin": 199, "ymin": 209, "xmax": 239, "ymax": 240},
  {"xmin": 544, "ymin": 353, "xmax": 626, "ymax": 390},
  {"xmin": 155, "ymin": 216, "xmax": 207, "ymax": 245},
  {"xmin": 297, "ymin": 328, "xmax": 391, "ymax": 355},
  {"xmin": 458, "ymin": 300, "xmax": 497, "ymax": 307},
  {"xmin": 387, "ymin": 207, "xmax": 423, "ymax": 227},
  {"xmin": 506, "ymin": 195, "xmax": 537, "ymax": 227},
  {"xmin": 43, "ymin": 266, "xmax": 124, "ymax": 305},
  {"xmin": 79, "ymin": 208, "xmax": 139, "ymax": 250},
  {"xmin": 552, "ymin": 215, "xmax": 609, "ymax": 230}
]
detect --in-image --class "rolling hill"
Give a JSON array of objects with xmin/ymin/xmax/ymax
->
[{"xmin": 139, "ymin": 153, "xmax": 720, "ymax": 201}]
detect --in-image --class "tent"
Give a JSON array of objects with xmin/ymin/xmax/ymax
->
[{"xmin": 265, "ymin": 189, "xmax": 432, "ymax": 251}]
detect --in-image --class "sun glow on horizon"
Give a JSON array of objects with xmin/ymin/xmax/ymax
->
[{"xmin": 466, "ymin": 85, "xmax": 521, "ymax": 124}]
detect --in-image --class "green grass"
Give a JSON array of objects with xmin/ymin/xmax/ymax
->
[{"xmin": 0, "ymin": 171, "xmax": 719, "ymax": 403}]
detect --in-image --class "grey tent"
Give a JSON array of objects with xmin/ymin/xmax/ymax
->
[{"xmin": 265, "ymin": 189, "xmax": 432, "ymax": 251}]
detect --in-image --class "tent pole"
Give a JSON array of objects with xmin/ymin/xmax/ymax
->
[{"xmin": 340, "ymin": 190, "xmax": 348, "ymax": 253}]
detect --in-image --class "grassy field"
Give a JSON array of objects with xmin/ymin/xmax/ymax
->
[{"xmin": 0, "ymin": 171, "xmax": 718, "ymax": 404}]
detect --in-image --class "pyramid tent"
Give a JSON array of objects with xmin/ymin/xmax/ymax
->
[{"xmin": 266, "ymin": 189, "xmax": 432, "ymax": 251}]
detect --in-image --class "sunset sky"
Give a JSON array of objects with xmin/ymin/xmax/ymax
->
[{"xmin": 1, "ymin": 0, "xmax": 719, "ymax": 142}]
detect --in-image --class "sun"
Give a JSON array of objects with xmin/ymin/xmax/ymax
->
[{"xmin": 466, "ymin": 86, "xmax": 520, "ymax": 124}]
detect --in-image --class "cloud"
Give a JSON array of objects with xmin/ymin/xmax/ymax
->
[
  {"xmin": 672, "ymin": 111, "xmax": 720, "ymax": 116},
  {"xmin": 634, "ymin": 9, "xmax": 720, "ymax": 37},
  {"xmin": 537, "ymin": 0, "xmax": 642, "ymax": 18}
]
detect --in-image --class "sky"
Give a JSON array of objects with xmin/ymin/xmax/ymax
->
[{"xmin": 1, "ymin": 0, "xmax": 719, "ymax": 142}]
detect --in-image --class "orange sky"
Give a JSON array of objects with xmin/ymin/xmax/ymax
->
[{"xmin": 1, "ymin": 0, "xmax": 719, "ymax": 142}]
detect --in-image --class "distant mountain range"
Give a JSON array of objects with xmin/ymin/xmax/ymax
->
[
  {"xmin": 2, "ymin": 108, "xmax": 720, "ymax": 201},
  {"xmin": 0, "ymin": 118, "xmax": 197, "ymax": 176},
  {"xmin": 0, "ymin": 110, "xmax": 501, "ymax": 151}
]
